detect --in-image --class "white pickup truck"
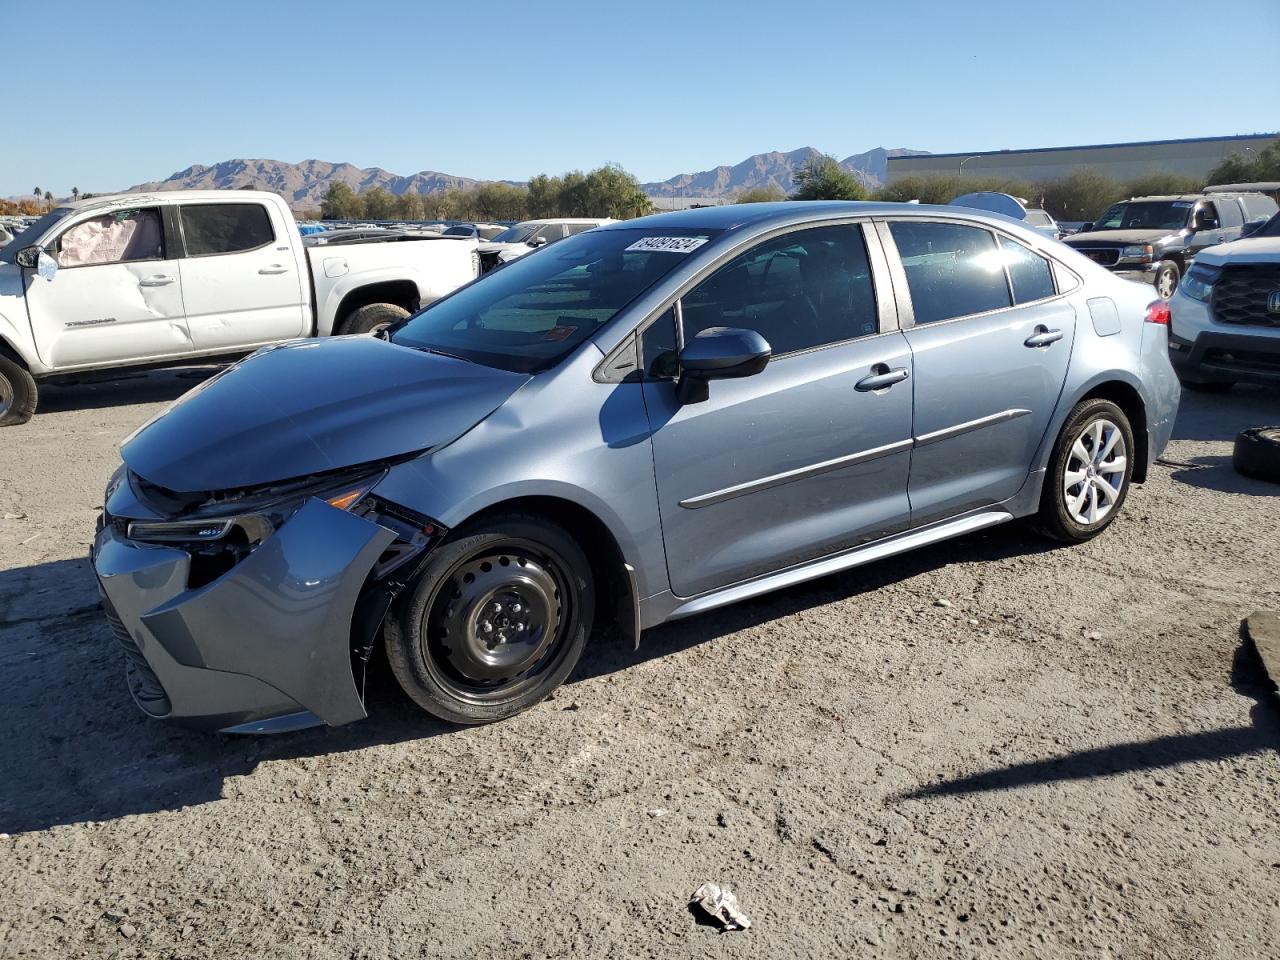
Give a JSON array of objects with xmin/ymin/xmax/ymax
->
[{"xmin": 0, "ymin": 190, "xmax": 479, "ymax": 425}]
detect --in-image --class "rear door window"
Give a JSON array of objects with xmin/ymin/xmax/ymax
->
[
  {"xmin": 1216, "ymin": 199, "xmax": 1243, "ymax": 229},
  {"xmin": 998, "ymin": 236, "xmax": 1057, "ymax": 304},
  {"xmin": 680, "ymin": 223, "xmax": 879, "ymax": 355},
  {"xmin": 888, "ymin": 221, "xmax": 1012, "ymax": 324},
  {"xmin": 180, "ymin": 203, "xmax": 275, "ymax": 256}
]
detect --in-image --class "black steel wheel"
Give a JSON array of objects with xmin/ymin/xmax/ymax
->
[
  {"xmin": 0, "ymin": 350, "xmax": 37, "ymax": 427},
  {"xmin": 385, "ymin": 514, "xmax": 594, "ymax": 724}
]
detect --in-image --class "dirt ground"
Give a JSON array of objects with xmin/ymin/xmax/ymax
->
[{"xmin": 1, "ymin": 369, "xmax": 1278, "ymax": 960}]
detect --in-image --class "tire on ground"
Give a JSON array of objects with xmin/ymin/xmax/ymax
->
[
  {"xmin": 1232, "ymin": 427, "xmax": 1280, "ymax": 483},
  {"xmin": 0, "ymin": 350, "xmax": 38, "ymax": 427},
  {"xmin": 1032, "ymin": 397, "xmax": 1135, "ymax": 543},
  {"xmin": 337, "ymin": 302, "xmax": 410, "ymax": 336},
  {"xmin": 385, "ymin": 512, "xmax": 595, "ymax": 725}
]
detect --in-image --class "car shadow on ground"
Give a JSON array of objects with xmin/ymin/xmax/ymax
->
[
  {"xmin": 1170, "ymin": 384, "xmax": 1278, "ymax": 444},
  {"xmin": 893, "ymin": 629, "xmax": 1279, "ymax": 801},
  {"xmin": 1164, "ymin": 454, "xmax": 1280, "ymax": 496},
  {"xmin": 0, "ymin": 524, "xmax": 1061, "ymax": 835},
  {"xmin": 33, "ymin": 366, "xmax": 225, "ymax": 416}
]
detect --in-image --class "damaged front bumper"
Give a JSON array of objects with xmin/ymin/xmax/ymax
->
[{"xmin": 91, "ymin": 486, "xmax": 403, "ymax": 733}]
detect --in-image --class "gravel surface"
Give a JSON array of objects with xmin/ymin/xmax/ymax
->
[{"xmin": 1, "ymin": 370, "xmax": 1278, "ymax": 959}]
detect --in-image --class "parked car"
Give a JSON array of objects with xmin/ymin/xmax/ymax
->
[
  {"xmin": 1023, "ymin": 208, "xmax": 1061, "ymax": 241},
  {"xmin": 91, "ymin": 201, "xmax": 1178, "ymax": 733},
  {"xmin": 0, "ymin": 223, "xmax": 16, "ymax": 249},
  {"xmin": 1063, "ymin": 192, "xmax": 1279, "ymax": 298},
  {"xmin": 477, "ymin": 218, "xmax": 615, "ymax": 273},
  {"xmin": 0, "ymin": 190, "xmax": 480, "ymax": 425},
  {"xmin": 1167, "ymin": 209, "xmax": 1280, "ymax": 390},
  {"xmin": 440, "ymin": 223, "xmax": 506, "ymax": 241}
]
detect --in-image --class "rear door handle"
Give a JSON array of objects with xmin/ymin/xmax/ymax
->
[
  {"xmin": 855, "ymin": 364, "xmax": 910, "ymax": 392},
  {"xmin": 1024, "ymin": 326, "xmax": 1064, "ymax": 348},
  {"xmin": 138, "ymin": 275, "xmax": 175, "ymax": 287},
  {"xmin": 258, "ymin": 265, "xmax": 289, "ymax": 275}
]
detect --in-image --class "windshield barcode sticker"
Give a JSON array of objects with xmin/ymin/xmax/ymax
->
[{"xmin": 625, "ymin": 236, "xmax": 709, "ymax": 253}]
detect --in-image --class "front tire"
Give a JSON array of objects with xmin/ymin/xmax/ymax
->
[
  {"xmin": 338, "ymin": 302, "xmax": 410, "ymax": 336},
  {"xmin": 1033, "ymin": 399, "xmax": 1135, "ymax": 543},
  {"xmin": 0, "ymin": 352, "xmax": 38, "ymax": 427},
  {"xmin": 385, "ymin": 513, "xmax": 594, "ymax": 724},
  {"xmin": 1154, "ymin": 261, "xmax": 1180, "ymax": 299}
]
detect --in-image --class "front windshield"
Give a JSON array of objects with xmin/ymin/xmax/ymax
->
[
  {"xmin": 392, "ymin": 227, "xmax": 720, "ymax": 373},
  {"xmin": 442, "ymin": 225, "xmax": 474, "ymax": 237},
  {"xmin": 490, "ymin": 223, "xmax": 538, "ymax": 244},
  {"xmin": 0, "ymin": 207, "xmax": 73, "ymax": 263},
  {"xmin": 1092, "ymin": 201, "xmax": 1191, "ymax": 232}
]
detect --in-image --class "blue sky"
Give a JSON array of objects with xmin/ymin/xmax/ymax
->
[{"xmin": 5, "ymin": 0, "xmax": 1278, "ymax": 196}]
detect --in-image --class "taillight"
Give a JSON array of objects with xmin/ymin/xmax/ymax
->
[{"xmin": 1145, "ymin": 300, "xmax": 1170, "ymax": 325}]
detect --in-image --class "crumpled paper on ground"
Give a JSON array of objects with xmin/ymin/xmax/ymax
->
[{"xmin": 690, "ymin": 882, "xmax": 751, "ymax": 931}]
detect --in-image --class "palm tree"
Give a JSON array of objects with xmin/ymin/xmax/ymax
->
[
  {"xmin": 33, "ymin": 186, "xmax": 41, "ymax": 201},
  {"xmin": 43, "ymin": 190, "xmax": 52, "ymax": 211},
  {"xmin": 72, "ymin": 187, "xmax": 80, "ymax": 201}
]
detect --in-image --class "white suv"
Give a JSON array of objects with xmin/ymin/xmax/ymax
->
[{"xmin": 1168, "ymin": 211, "xmax": 1280, "ymax": 390}]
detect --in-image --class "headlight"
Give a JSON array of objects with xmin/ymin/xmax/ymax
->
[
  {"xmin": 127, "ymin": 473, "xmax": 382, "ymax": 546},
  {"xmin": 1121, "ymin": 244, "xmax": 1153, "ymax": 261},
  {"xmin": 1179, "ymin": 265, "xmax": 1219, "ymax": 303}
]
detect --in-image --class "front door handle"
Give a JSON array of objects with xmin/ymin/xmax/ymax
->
[
  {"xmin": 855, "ymin": 364, "xmax": 910, "ymax": 392},
  {"xmin": 138, "ymin": 275, "xmax": 175, "ymax": 287},
  {"xmin": 258, "ymin": 265, "xmax": 289, "ymax": 275},
  {"xmin": 1024, "ymin": 326, "xmax": 1064, "ymax": 348}
]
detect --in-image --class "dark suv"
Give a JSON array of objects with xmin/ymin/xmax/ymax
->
[{"xmin": 1064, "ymin": 192, "xmax": 1279, "ymax": 298}]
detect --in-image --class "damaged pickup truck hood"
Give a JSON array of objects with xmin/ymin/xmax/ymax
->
[{"xmin": 122, "ymin": 337, "xmax": 530, "ymax": 493}]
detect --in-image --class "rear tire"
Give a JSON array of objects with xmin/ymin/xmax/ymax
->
[
  {"xmin": 385, "ymin": 513, "xmax": 594, "ymax": 725},
  {"xmin": 1033, "ymin": 398, "xmax": 1135, "ymax": 543},
  {"xmin": 338, "ymin": 302, "xmax": 410, "ymax": 336},
  {"xmin": 0, "ymin": 352, "xmax": 38, "ymax": 427}
]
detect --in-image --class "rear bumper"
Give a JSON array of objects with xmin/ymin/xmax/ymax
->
[
  {"xmin": 91, "ymin": 498, "xmax": 395, "ymax": 733},
  {"xmin": 1112, "ymin": 265, "xmax": 1159, "ymax": 285}
]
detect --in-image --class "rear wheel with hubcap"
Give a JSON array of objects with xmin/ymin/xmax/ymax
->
[
  {"xmin": 385, "ymin": 514, "xmax": 594, "ymax": 724},
  {"xmin": 1033, "ymin": 398, "xmax": 1135, "ymax": 542},
  {"xmin": 1153, "ymin": 261, "xmax": 1180, "ymax": 299},
  {"xmin": 338, "ymin": 302, "xmax": 410, "ymax": 336}
]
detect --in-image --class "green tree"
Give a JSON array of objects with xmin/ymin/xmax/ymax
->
[
  {"xmin": 872, "ymin": 173, "xmax": 1036, "ymax": 205},
  {"xmin": 471, "ymin": 182, "xmax": 529, "ymax": 221},
  {"xmin": 43, "ymin": 190, "xmax": 53, "ymax": 210},
  {"xmin": 582, "ymin": 164, "xmax": 650, "ymax": 218},
  {"xmin": 735, "ymin": 186, "xmax": 787, "ymax": 203},
  {"xmin": 1205, "ymin": 141, "xmax": 1280, "ymax": 185},
  {"xmin": 1121, "ymin": 172, "xmax": 1203, "ymax": 198},
  {"xmin": 320, "ymin": 182, "xmax": 360, "ymax": 220},
  {"xmin": 71, "ymin": 186, "xmax": 80, "ymax": 201},
  {"xmin": 526, "ymin": 174, "xmax": 562, "ymax": 218},
  {"xmin": 1037, "ymin": 168, "xmax": 1125, "ymax": 221},
  {"xmin": 360, "ymin": 187, "xmax": 397, "ymax": 221},
  {"xmin": 791, "ymin": 154, "xmax": 867, "ymax": 201}
]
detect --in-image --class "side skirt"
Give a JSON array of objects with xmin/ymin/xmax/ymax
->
[{"xmin": 640, "ymin": 509, "xmax": 1014, "ymax": 627}]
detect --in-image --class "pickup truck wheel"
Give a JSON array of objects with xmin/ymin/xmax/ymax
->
[
  {"xmin": 338, "ymin": 302, "xmax": 410, "ymax": 336},
  {"xmin": 1154, "ymin": 261, "xmax": 1180, "ymax": 299},
  {"xmin": 0, "ymin": 353, "xmax": 38, "ymax": 427},
  {"xmin": 385, "ymin": 513, "xmax": 594, "ymax": 725}
]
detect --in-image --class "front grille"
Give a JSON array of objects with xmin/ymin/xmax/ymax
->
[
  {"xmin": 1077, "ymin": 247, "xmax": 1120, "ymax": 267},
  {"xmin": 103, "ymin": 599, "xmax": 171, "ymax": 716},
  {"xmin": 1212, "ymin": 264, "xmax": 1280, "ymax": 327}
]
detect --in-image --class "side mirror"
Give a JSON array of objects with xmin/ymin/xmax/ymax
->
[
  {"xmin": 16, "ymin": 246, "xmax": 58, "ymax": 281},
  {"xmin": 529, "ymin": 236, "xmax": 549, "ymax": 247},
  {"xmin": 1078, "ymin": 222, "xmax": 1093, "ymax": 233},
  {"xmin": 676, "ymin": 326, "xmax": 771, "ymax": 404},
  {"xmin": 1192, "ymin": 214, "xmax": 1219, "ymax": 232}
]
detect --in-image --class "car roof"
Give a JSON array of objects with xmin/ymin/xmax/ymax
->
[
  {"xmin": 56, "ymin": 189, "xmax": 280, "ymax": 213},
  {"xmin": 596, "ymin": 200, "xmax": 1047, "ymax": 234}
]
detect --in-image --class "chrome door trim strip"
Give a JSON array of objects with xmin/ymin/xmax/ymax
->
[
  {"xmin": 667, "ymin": 510, "xmax": 1013, "ymax": 619},
  {"xmin": 914, "ymin": 408, "xmax": 1032, "ymax": 447},
  {"xmin": 679, "ymin": 408, "xmax": 1031, "ymax": 509},
  {"xmin": 678, "ymin": 438, "xmax": 915, "ymax": 509}
]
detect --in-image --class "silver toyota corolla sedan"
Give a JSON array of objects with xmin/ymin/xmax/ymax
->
[{"xmin": 91, "ymin": 202, "xmax": 1180, "ymax": 733}]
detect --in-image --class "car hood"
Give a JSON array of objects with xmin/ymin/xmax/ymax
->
[
  {"xmin": 1193, "ymin": 235, "xmax": 1280, "ymax": 265},
  {"xmin": 1065, "ymin": 229, "xmax": 1178, "ymax": 246},
  {"xmin": 121, "ymin": 337, "xmax": 530, "ymax": 494}
]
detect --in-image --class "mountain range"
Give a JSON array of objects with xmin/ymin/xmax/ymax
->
[{"xmin": 120, "ymin": 147, "xmax": 929, "ymax": 211}]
